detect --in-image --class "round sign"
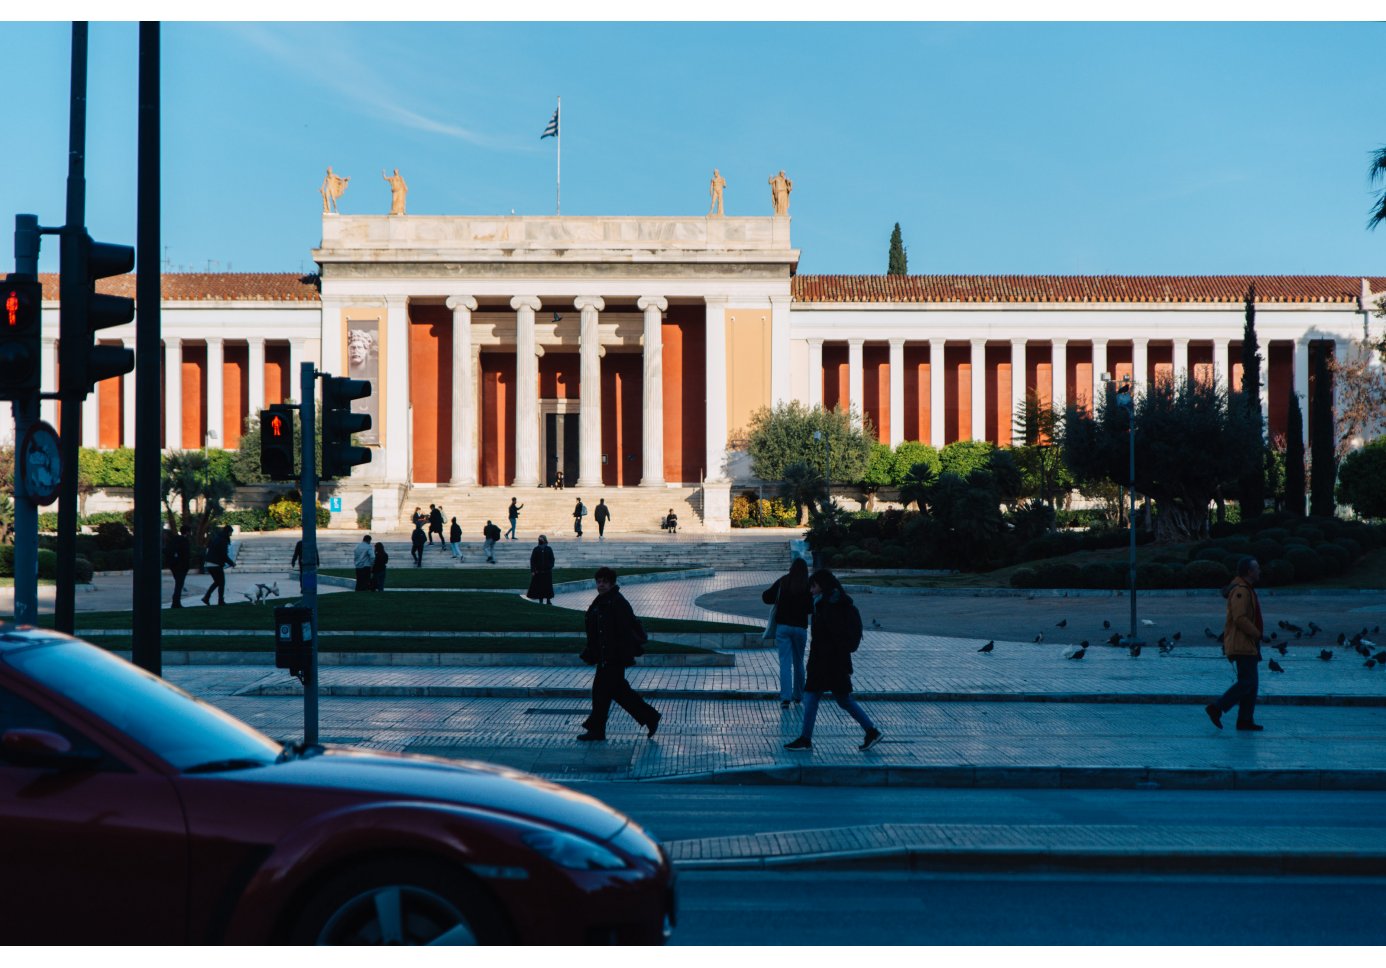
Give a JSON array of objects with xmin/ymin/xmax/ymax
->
[{"xmin": 19, "ymin": 420, "xmax": 62, "ymax": 506}]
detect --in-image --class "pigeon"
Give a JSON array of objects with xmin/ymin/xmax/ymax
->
[
  {"xmin": 871, "ymin": 618, "xmax": 883, "ymax": 630},
  {"xmin": 1204, "ymin": 626, "xmax": 1217, "ymax": 639},
  {"xmin": 1269, "ymin": 632, "xmax": 1278, "ymax": 641},
  {"xmin": 1374, "ymin": 651, "xmax": 1386, "ymax": 664},
  {"xmin": 1268, "ymin": 659, "xmax": 1284, "ymax": 673},
  {"xmin": 1368, "ymin": 660, "xmax": 1377, "ymax": 670},
  {"xmin": 1294, "ymin": 631, "xmax": 1303, "ymax": 639},
  {"xmin": 1362, "ymin": 638, "xmax": 1377, "ymax": 650},
  {"xmin": 1307, "ymin": 621, "xmax": 1322, "ymax": 636},
  {"xmin": 1374, "ymin": 625, "xmax": 1381, "ymax": 635},
  {"xmin": 1319, "ymin": 650, "xmax": 1334, "ymax": 661},
  {"xmin": 1103, "ymin": 620, "xmax": 1111, "ymax": 630},
  {"xmin": 1079, "ymin": 640, "xmax": 1090, "ymax": 648},
  {"xmin": 1274, "ymin": 643, "xmax": 1288, "ymax": 656},
  {"xmin": 1171, "ymin": 632, "xmax": 1182, "ymax": 642},
  {"xmin": 1128, "ymin": 642, "xmax": 1142, "ymax": 658},
  {"xmin": 1158, "ymin": 641, "xmax": 1174, "ymax": 656},
  {"xmin": 1140, "ymin": 619, "xmax": 1155, "ymax": 627},
  {"xmin": 1337, "ymin": 632, "xmax": 1347, "ymax": 645},
  {"xmin": 1357, "ymin": 644, "xmax": 1371, "ymax": 657},
  {"xmin": 1107, "ymin": 633, "xmax": 1122, "ymax": 647},
  {"xmin": 1156, "ymin": 636, "xmax": 1169, "ymax": 649},
  {"xmin": 978, "ymin": 641, "xmax": 995, "ymax": 653},
  {"xmin": 1261, "ymin": 635, "xmax": 1271, "ymax": 644},
  {"xmin": 1065, "ymin": 645, "xmax": 1087, "ymax": 660},
  {"xmin": 1034, "ymin": 633, "xmax": 1044, "ymax": 643},
  {"xmin": 1056, "ymin": 619, "xmax": 1068, "ymax": 628}
]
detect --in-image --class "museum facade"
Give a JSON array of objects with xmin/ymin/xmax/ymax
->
[{"xmin": 28, "ymin": 213, "xmax": 1386, "ymax": 530}]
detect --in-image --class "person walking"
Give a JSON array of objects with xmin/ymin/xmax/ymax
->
[
  {"xmin": 428, "ymin": 504, "xmax": 444, "ymax": 546},
  {"xmin": 166, "ymin": 525, "xmax": 191, "ymax": 608},
  {"xmin": 449, "ymin": 517, "xmax": 463, "ymax": 560},
  {"xmin": 354, "ymin": 534, "xmax": 375, "ymax": 590},
  {"xmin": 411, "ymin": 506, "xmax": 424, "ymax": 530},
  {"xmin": 291, "ymin": 538, "xmax": 304, "ymax": 575},
  {"xmin": 371, "ymin": 541, "xmax": 389, "ymax": 592},
  {"xmin": 577, "ymin": 567, "xmax": 661, "ymax": 742},
  {"xmin": 506, "ymin": 497, "xmax": 524, "ymax": 540},
  {"xmin": 410, "ymin": 521, "xmax": 426, "ymax": 567},
  {"xmin": 763, "ymin": 558, "xmax": 812, "ymax": 708},
  {"xmin": 573, "ymin": 497, "xmax": 586, "ymax": 538},
  {"xmin": 483, "ymin": 519, "xmax": 502, "ymax": 563},
  {"xmin": 527, "ymin": 535, "xmax": 556, "ymax": 604},
  {"xmin": 201, "ymin": 525, "xmax": 236, "ymax": 606},
  {"xmin": 594, "ymin": 498, "xmax": 611, "ymax": 541},
  {"xmin": 1206, "ymin": 557, "xmax": 1266, "ymax": 732},
  {"xmin": 784, "ymin": 569, "xmax": 883, "ymax": 752}
]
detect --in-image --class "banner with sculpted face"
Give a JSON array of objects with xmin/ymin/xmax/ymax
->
[{"xmin": 345, "ymin": 318, "xmax": 381, "ymax": 445}]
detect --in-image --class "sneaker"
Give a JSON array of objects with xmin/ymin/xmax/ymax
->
[
  {"xmin": 784, "ymin": 736, "xmax": 812, "ymax": 751},
  {"xmin": 1204, "ymin": 704, "xmax": 1223, "ymax": 730},
  {"xmin": 646, "ymin": 711, "xmax": 662, "ymax": 738},
  {"xmin": 576, "ymin": 732, "xmax": 606, "ymax": 742},
  {"xmin": 1236, "ymin": 722, "xmax": 1265, "ymax": 731},
  {"xmin": 780, "ymin": 700, "xmax": 791, "ymax": 709},
  {"xmin": 860, "ymin": 728, "xmax": 884, "ymax": 751}
]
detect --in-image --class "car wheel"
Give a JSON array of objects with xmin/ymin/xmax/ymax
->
[{"xmin": 291, "ymin": 859, "xmax": 510, "ymax": 945}]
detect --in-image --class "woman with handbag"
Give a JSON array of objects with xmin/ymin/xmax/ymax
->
[{"xmin": 762, "ymin": 557, "xmax": 812, "ymax": 708}]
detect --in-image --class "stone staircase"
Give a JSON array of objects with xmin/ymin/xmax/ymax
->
[{"xmin": 395, "ymin": 485, "xmax": 707, "ymax": 536}]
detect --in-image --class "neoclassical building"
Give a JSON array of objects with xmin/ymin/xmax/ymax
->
[{"xmin": 27, "ymin": 212, "xmax": 1386, "ymax": 530}]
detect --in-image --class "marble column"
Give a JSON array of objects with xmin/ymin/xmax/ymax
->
[
  {"xmin": 1294, "ymin": 337, "xmax": 1311, "ymax": 443},
  {"xmin": 383, "ymin": 297, "xmax": 410, "ymax": 483},
  {"xmin": 122, "ymin": 338, "xmax": 136, "ymax": 447},
  {"xmin": 769, "ymin": 294, "xmax": 791, "ymax": 406},
  {"xmin": 248, "ymin": 337, "xmax": 266, "ymax": 416},
  {"xmin": 164, "ymin": 338, "xmax": 182, "ymax": 449},
  {"xmin": 704, "ymin": 296, "xmax": 729, "ymax": 481},
  {"xmin": 638, "ymin": 296, "xmax": 667, "ymax": 486},
  {"xmin": 81, "ymin": 385, "xmax": 99, "ymax": 448},
  {"xmin": 1132, "ymin": 338, "xmax": 1149, "ymax": 389},
  {"xmin": 575, "ymin": 296, "xmax": 606, "ymax": 487},
  {"xmin": 847, "ymin": 339, "xmax": 865, "ymax": 428},
  {"xmin": 511, "ymin": 296, "xmax": 542, "ymax": 487},
  {"xmin": 288, "ymin": 339, "xmax": 305, "ymax": 401},
  {"xmin": 319, "ymin": 299, "xmax": 343, "ymax": 376},
  {"xmin": 1213, "ymin": 337, "xmax": 1231, "ymax": 387},
  {"xmin": 1050, "ymin": 337, "xmax": 1068, "ymax": 415},
  {"xmin": 970, "ymin": 337, "xmax": 987, "ymax": 441},
  {"xmin": 1259, "ymin": 351, "xmax": 1271, "ymax": 430},
  {"xmin": 206, "ymin": 337, "xmax": 224, "ymax": 449},
  {"xmin": 1172, "ymin": 337, "xmax": 1190, "ymax": 386},
  {"xmin": 446, "ymin": 296, "xmax": 478, "ymax": 485},
  {"xmin": 1010, "ymin": 338, "xmax": 1028, "ymax": 435},
  {"xmin": 806, "ymin": 339, "xmax": 824, "ymax": 408},
  {"xmin": 1090, "ymin": 338, "xmax": 1108, "ymax": 407},
  {"xmin": 888, "ymin": 338, "xmax": 905, "ymax": 447},
  {"xmin": 40, "ymin": 338, "xmax": 57, "ymax": 429},
  {"xmin": 929, "ymin": 338, "xmax": 946, "ymax": 446}
]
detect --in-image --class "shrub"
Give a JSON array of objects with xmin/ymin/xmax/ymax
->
[
  {"xmin": 1181, "ymin": 559, "xmax": 1231, "ymax": 588},
  {"xmin": 1315, "ymin": 543, "xmax": 1347, "ymax": 576},
  {"xmin": 1283, "ymin": 546, "xmax": 1323, "ymax": 582},
  {"xmin": 1080, "ymin": 562, "xmax": 1121, "ymax": 589},
  {"xmin": 1008, "ymin": 502, "xmax": 1055, "ymax": 543},
  {"xmin": 74, "ymin": 556, "xmax": 94, "ymax": 584},
  {"xmin": 94, "ymin": 521, "xmax": 133, "ymax": 551},
  {"xmin": 1249, "ymin": 539, "xmax": 1284, "ymax": 563},
  {"xmin": 1335, "ymin": 537, "xmax": 1363, "ymax": 560},
  {"xmin": 1293, "ymin": 525, "xmax": 1325, "ymax": 546},
  {"xmin": 266, "ymin": 498, "xmax": 330, "ymax": 529},
  {"xmin": 1261, "ymin": 558, "xmax": 1296, "ymax": 586},
  {"xmin": 1191, "ymin": 545, "xmax": 1228, "ymax": 564},
  {"xmin": 1041, "ymin": 561, "xmax": 1083, "ymax": 588},
  {"xmin": 1009, "ymin": 567, "xmax": 1040, "ymax": 589},
  {"xmin": 0, "ymin": 544, "xmax": 12, "ymax": 577},
  {"xmin": 1137, "ymin": 563, "xmax": 1176, "ymax": 589},
  {"xmin": 37, "ymin": 549, "xmax": 56, "ymax": 580},
  {"xmin": 221, "ymin": 509, "xmax": 277, "ymax": 532},
  {"xmin": 90, "ymin": 549, "xmax": 134, "ymax": 571},
  {"xmin": 1260, "ymin": 527, "xmax": 1291, "ymax": 544}
]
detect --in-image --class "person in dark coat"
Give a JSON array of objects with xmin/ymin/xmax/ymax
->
[
  {"xmin": 166, "ymin": 526, "xmax": 191, "ymax": 608},
  {"xmin": 763, "ymin": 557, "xmax": 812, "ymax": 707},
  {"xmin": 784, "ymin": 569, "xmax": 882, "ymax": 752},
  {"xmin": 593, "ymin": 499, "xmax": 611, "ymax": 540},
  {"xmin": 200, "ymin": 525, "xmax": 235, "ymax": 606},
  {"xmin": 410, "ymin": 521, "xmax": 426, "ymax": 567},
  {"xmin": 371, "ymin": 541, "xmax": 389, "ymax": 592},
  {"xmin": 527, "ymin": 534, "xmax": 556, "ymax": 604},
  {"xmin": 506, "ymin": 497, "xmax": 524, "ymax": 540},
  {"xmin": 483, "ymin": 520, "xmax": 502, "ymax": 563},
  {"xmin": 573, "ymin": 498, "xmax": 586, "ymax": 537},
  {"xmin": 291, "ymin": 539, "xmax": 304, "ymax": 574},
  {"xmin": 353, "ymin": 534, "xmax": 374, "ymax": 590},
  {"xmin": 449, "ymin": 517, "xmax": 463, "ymax": 560},
  {"xmin": 428, "ymin": 504, "xmax": 444, "ymax": 545},
  {"xmin": 577, "ymin": 567, "xmax": 660, "ymax": 741}
]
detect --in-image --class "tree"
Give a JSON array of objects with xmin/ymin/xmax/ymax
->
[
  {"xmin": 1337, "ymin": 439, "xmax": 1386, "ymax": 518},
  {"xmin": 1284, "ymin": 394, "xmax": 1305, "ymax": 517},
  {"xmin": 744, "ymin": 401, "xmax": 874, "ymax": 484},
  {"xmin": 897, "ymin": 461, "xmax": 936, "ymax": 512},
  {"xmin": 1368, "ymin": 145, "xmax": 1386, "ymax": 231},
  {"xmin": 889, "ymin": 441, "xmax": 939, "ymax": 483},
  {"xmin": 1062, "ymin": 374, "xmax": 1243, "ymax": 542},
  {"xmin": 780, "ymin": 461, "xmax": 825, "ymax": 525},
  {"xmin": 1236, "ymin": 282, "xmax": 1265, "ymax": 518},
  {"xmin": 887, "ymin": 223, "xmax": 908, "ymax": 275},
  {"xmin": 1310, "ymin": 348, "xmax": 1337, "ymax": 517},
  {"xmin": 160, "ymin": 451, "xmax": 236, "ymax": 549},
  {"xmin": 1010, "ymin": 392, "xmax": 1071, "ymax": 511},
  {"xmin": 231, "ymin": 408, "xmax": 322, "ymax": 485},
  {"xmin": 938, "ymin": 439, "xmax": 996, "ymax": 479},
  {"xmin": 1329, "ymin": 336, "xmax": 1386, "ymax": 457}
]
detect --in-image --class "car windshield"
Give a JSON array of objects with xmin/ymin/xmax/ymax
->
[{"xmin": 4, "ymin": 635, "xmax": 282, "ymax": 772}]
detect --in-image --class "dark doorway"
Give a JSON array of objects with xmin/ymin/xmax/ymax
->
[{"xmin": 545, "ymin": 413, "xmax": 579, "ymax": 487}]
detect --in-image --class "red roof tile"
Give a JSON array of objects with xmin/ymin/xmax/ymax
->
[
  {"xmin": 36, "ymin": 272, "xmax": 321, "ymax": 303},
  {"xmin": 792, "ymin": 275, "xmax": 1386, "ymax": 305}
]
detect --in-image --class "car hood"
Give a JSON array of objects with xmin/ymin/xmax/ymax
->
[{"xmin": 232, "ymin": 747, "xmax": 631, "ymax": 842}]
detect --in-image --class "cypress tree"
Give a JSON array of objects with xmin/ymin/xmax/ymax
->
[
  {"xmin": 1238, "ymin": 282, "xmax": 1265, "ymax": 518},
  {"xmin": 1310, "ymin": 346, "xmax": 1337, "ymax": 517},
  {"xmin": 887, "ymin": 223, "xmax": 907, "ymax": 275},
  {"xmin": 1284, "ymin": 392, "xmax": 1306, "ymax": 517}
]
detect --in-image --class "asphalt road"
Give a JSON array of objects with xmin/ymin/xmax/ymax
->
[{"xmin": 670, "ymin": 871, "xmax": 1386, "ymax": 945}]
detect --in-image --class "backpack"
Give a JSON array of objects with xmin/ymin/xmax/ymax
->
[{"xmin": 630, "ymin": 615, "xmax": 648, "ymax": 657}]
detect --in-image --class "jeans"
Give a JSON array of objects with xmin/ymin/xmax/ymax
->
[
  {"xmin": 506, "ymin": 519, "xmax": 518, "ymax": 539},
  {"xmin": 1216, "ymin": 654, "xmax": 1259, "ymax": 725},
  {"xmin": 483, "ymin": 538, "xmax": 496, "ymax": 562},
  {"xmin": 775, "ymin": 625, "xmax": 807, "ymax": 702},
  {"xmin": 449, "ymin": 541, "xmax": 461, "ymax": 559},
  {"xmin": 801, "ymin": 690, "xmax": 876, "ymax": 740},
  {"xmin": 373, "ymin": 570, "xmax": 386, "ymax": 592},
  {"xmin": 204, "ymin": 565, "xmax": 226, "ymax": 604}
]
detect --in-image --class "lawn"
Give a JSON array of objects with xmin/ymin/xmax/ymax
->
[
  {"xmin": 89, "ymin": 634, "xmax": 711, "ymax": 654},
  {"xmin": 59, "ymin": 591, "xmax": 757, "ymax": 633},
  {"xmin": 317, "ymin": 566, "xmax": 696, "ymax": 590}
]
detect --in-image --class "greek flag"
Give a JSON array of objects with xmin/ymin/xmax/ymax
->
[{"xmin": 541, "ymin": 107, "xmax": 559, "ymax": 139}]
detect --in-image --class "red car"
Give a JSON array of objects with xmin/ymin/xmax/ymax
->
[{"xmin": 0, "ymin": 627, "xmax": 675, "ymax": 944}]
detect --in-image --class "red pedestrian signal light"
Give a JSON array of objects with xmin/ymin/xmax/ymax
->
[
  {"xmin": 0, "ymin": 277, "xmax": 42, "ymax": 399},
  {"xmin": 260, "ymin": 405, "xmax": 296, "ymax": 480}
]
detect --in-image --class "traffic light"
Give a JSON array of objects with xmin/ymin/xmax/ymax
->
[
  {"xmin": 260, "ymin": 405, "xmax": 295, "ymax": 480},
  {"xmin": 62, "ymin": 233, "xmax": 135, "ymax": 398},
  {"xmin": 320, "ymin": 376, "xmax": 372, "ymax": 479},
  {"xmin": 0, "ymin": 277, "xmax": 42, "ymax": 399}
]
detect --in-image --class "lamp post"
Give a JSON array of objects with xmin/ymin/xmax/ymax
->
[{"xmin": 1109, "ymin": 372, "xmax": 1138, "ymax": 644}]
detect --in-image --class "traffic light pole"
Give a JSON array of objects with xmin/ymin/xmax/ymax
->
[
  {"xmin": 11, "ymin": 215, "xmax": 41, "ymax": 626},
  {"xmin": 299, "ymin": 362, "xmax": 319, "ymax": 746},
  {"xmin": 55, "ymin": 22, "xmax": 89, "ymax": 634}
]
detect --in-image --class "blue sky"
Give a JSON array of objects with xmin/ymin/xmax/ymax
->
[{"xmin": 3, "ymin": 20, "xmax": 1385, "ymax": 276}]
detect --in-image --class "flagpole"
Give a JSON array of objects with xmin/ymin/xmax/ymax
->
[{"xmin": 555, "ymin": 96, "xmax": 561, "ymax": 216}]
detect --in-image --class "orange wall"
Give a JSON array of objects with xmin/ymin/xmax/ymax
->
[
  {"xmin": 988, "ymin": 347, "xmax": 1010, "ymax": 445},
  {"xmin": 1150, "ymin": 342, "xmax": 1173, "ymax": 386},
  {"xmin": 862, "ymin": 344, "xmax": 890, "ymax": 443},
  {"xmin": 901, "ymin": 345, "xmax": 931, "ymax": 444},
  {"xmin": 480, "ymin": 353, "xmax": 516, "ymax": 486},
  {"xmin": 601, "ymin": 353, "xmax": 643, "ymax": 486},
  {"xmin": 943, "ymin": 344, "xmax": 971, "ymax": 443},
  {"xmin": 821, "ymin": 344, "xmax": 848, "ymax": 412},
  {"xmin": 1268, "ymin": 341, "xmax": 1291, "ymax": 442},
  {"xmin": 97, "ymin": 341, "xmax": 122, "ymax": 449},
  {"xmin": 1069, "ymin": 344, "xmax": 1093, "ymax": 412},
  {"xmin": 725, "ymin": 309, "xmax": 771, "ymax": 440},
  {"xmin": 182, "ymin": 345, "xmax": 206, "ymax": 449},
  {"xmin": 265, "ymin": 344, "xmax": 291, "ymax": 405},
  {"xmin": 223, "ymin": 344, "xmax": 248, "ymax": 449},
  {"xmin": 539, "ymin": 352, "xmax": 580, "ymax": 399},
  {"xmin": 662, "ymin": 309, "xmax": 704, "ymax": 483},
  {"xmin": 409, "ymin": 306, "xmax": 453, "ymax": 483},
  {"xmin": 1190, "ymin": 343, "xmax": 1214, "ymax": 387}
]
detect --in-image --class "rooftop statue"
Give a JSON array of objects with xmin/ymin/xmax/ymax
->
[
  {"xmin": 769, "ymin": 170, "xmax": 793, "ymax": 216},
  {"xmin": 383, "ymin": 168, "xmax": 408, "ymax": 216},
  {"xmin": 321, "ymin": 166, "xmax": 350, "ymax": 214},
  {"xmin": 708, "ymin": 168, "xmax": 726, "ymax": 218}
]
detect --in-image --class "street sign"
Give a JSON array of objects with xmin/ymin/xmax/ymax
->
[{"xmin": 329, "ymin": 496, "xmax": 342, "ymax": 512}]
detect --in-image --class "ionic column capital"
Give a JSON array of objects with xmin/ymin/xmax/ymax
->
[
  {"xmin": 510, "ymin": 295, "xmax": 542, "ymax": 313},
  {"xmin": 1172, "ymin": 336, "xmax": 1191, "ymax": 347},
  {"xmin": 446, "ymin": 295, "xmax": 478, "ymax": 313},
  {"xmin": 888, "ymin": 337, "xmax": 906, "ymax": 350},
  {"xmin": 1051, "ymin": 336, "xmax": 1069, "ymax": 348},
  {"xmin": 704, "ymin": 294, "xmax": 730, "ymax": 307},
  {"xmin": 637, "ymin": 295, "xmax": 668, "ymax": 313},
  {"xmin": 807, "ymin": 337, "xmax": 824, "ymax": 348},
  {"xmin": 1091, "ymin": 337, "xmax": 1109, "ymax": 348},
  {"xmin": 574, "ymin": 295, "xmax": 605, "ymax": 314},
  {"xmin": 848, "ymin": 337, "xmax": 865, "ymax": 348}
]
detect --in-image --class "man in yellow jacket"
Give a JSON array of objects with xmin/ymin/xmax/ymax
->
[{"xmin": 1206, "ymin": 557, "xmax": 1265, "ymax": 731}]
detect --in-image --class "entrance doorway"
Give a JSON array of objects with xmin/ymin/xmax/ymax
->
[{"xmin": 544, "ymin": 412, "xmax": 579, "ymax": 487}]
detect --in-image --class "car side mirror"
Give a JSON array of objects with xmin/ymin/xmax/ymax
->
[{"xmin": 0, "ymin": 728, "xmax": 100, "ymax": 770}]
